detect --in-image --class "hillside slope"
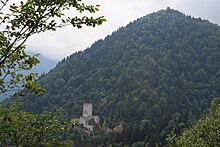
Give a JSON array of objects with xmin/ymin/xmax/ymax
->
[{"xmin": 21, "ymin": 8, "xmax": 220, "ymax": 145}]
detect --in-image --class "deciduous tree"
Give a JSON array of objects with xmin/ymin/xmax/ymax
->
[
  {"xmin": 0, "ymin": 0, "xmax": 105, "ymax": 95},
  {"xmin": 0, "ymin": 101, "xmax": 74, "ymax": 146},
  {"xmin": 167, "ymin": 98, "xmax": 220, "ymax": 147}
]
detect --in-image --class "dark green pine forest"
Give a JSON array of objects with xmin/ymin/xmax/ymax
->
[{"xmin": 19, "ymin": 8, "xmax": 220, "ymax": 146}]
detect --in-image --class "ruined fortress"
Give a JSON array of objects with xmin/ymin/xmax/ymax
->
[{"xmin": 79, "ymin": 103, "xmax": 100, "ymax": 131}]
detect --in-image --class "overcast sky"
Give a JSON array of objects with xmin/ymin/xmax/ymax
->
[{"xmin": 25, "ymin": 0, "xmax": 220, "ymax": 61}]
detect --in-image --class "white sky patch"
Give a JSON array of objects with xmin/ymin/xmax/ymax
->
[
  {"xmin": 26, "ymin": 33, "xmax": 72, "ymax": 60},
  {"xmin": 23, "ymin": 0, "xmax": 220, "ymax": 61}
]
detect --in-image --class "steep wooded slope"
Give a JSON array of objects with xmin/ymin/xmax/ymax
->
[{"xmin": 21, "ymin": 8, "xmax": 220, "ymax": 146}]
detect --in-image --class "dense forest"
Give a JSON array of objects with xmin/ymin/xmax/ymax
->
[{"xmin": 18, "ymin": 8, "xmax": 220, "ymax": 146}]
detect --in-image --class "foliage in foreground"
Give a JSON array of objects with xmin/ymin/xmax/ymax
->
[
  {"xmin": 0, "ymin": 101, "xmax": 73, "ymax": 146},
  {"xmin": 0, "ymin": 0, "xmax": 105, "ymax": 96},
  {"xmin": 167, "ymin": 98, "xmax": 220, "ymax": 147}
]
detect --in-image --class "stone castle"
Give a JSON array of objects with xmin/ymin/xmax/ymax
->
[{"xmin": 79, "ymin": 103, "xmax": 100, "ymax": 131}]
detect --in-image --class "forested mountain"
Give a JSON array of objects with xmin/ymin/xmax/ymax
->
[
  {"xmin": 20, "ymin": 8, "xmax": 220, "ymax": 146},
  {"xmin": 0, "ymin": 55, "xmax": 57, "ymax": 101},
  {"xmin": 0, "ymin": 54, "xmax": 57, "ymax": 101},
  {"xmin": 30, "ymin": 54, "xmax": 57, "ymax": 75}
]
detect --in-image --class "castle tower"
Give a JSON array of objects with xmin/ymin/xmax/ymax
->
[{"xmin": 83, "ymin": 103, "xmax": 92, "ymax": 117}]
